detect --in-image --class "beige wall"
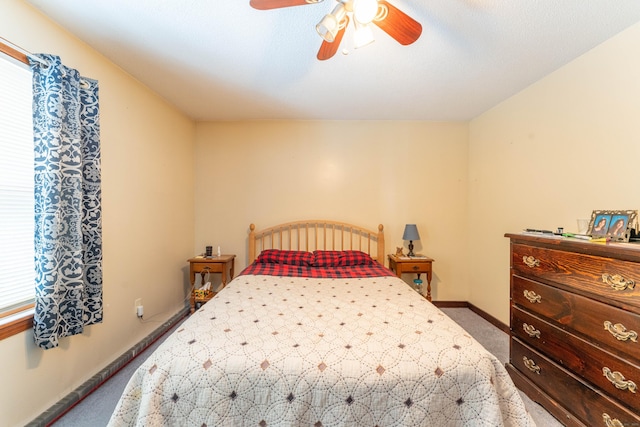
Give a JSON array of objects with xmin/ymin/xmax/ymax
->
[
  {"xmin": 194, "ymin": 121, "xmax": 470, "ymax": 300},
  {"xmin": 4, "ymin": 0, "xmax": 639, "ymax": 424},
  {"xmin": 0, "ymin": 2, "xmax": 195, "ymax": 425},
  {"xmin": 468, "ymin": 22, "xmax": 640, "ymax": 323}
]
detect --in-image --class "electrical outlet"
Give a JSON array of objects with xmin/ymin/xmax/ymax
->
[{"xmin": 134, "ymin": 298, "xmax": 142, "ymax": 315}]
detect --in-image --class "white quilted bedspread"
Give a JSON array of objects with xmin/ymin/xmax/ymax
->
[{"xmin": 109, "ymin": 274, "xmax": 534, "ymax": 426}]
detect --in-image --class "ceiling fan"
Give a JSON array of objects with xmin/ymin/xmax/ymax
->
[{"xmin": 249, "ymin": 0, "xmax": 422, "ymax": 60}]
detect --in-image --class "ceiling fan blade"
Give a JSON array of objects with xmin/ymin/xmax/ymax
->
[
  {"xmin": 250, "ymin": 0, "xmax": 323, "ymax": 10},
  {"xmin": 317, "ymin": 16, "xmax": 349, "ymax": 61},
  {"xmin": 373, "ymin": 0, "xmax": 422, "ymax": 45}
]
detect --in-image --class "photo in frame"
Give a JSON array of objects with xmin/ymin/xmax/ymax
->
[{"xmin": 587, "ymin": 210, "xmax": 638, "ymax": 242}]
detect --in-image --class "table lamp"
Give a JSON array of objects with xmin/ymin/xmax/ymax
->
[{"xmin": 402, "ymin": 224, "xmax": 420, "ymax": 257}]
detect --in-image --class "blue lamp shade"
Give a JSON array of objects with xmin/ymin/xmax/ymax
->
[
  {"xmin": 402, "ymin": 224, "xmax": 421, "ymax": 241},
  {"xmin": 402, "ymin": 224, "xmax": 420, "ymax": 256}
]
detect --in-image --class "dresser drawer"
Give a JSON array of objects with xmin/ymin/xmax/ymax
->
[
  {"xmin": 512, "ymin": 306, "xmax": 640, "ymax": 411},
  {"xmin": 512, "ymin": 275, "xmax": 640, "ymax": 364},
  {"xmin": 510, "ymin": 338, "xmax": 640, "ymax": 427},
  {"xmin": 512, "ymin": 243, "xmax": 640, "ymax": 310},
  {"xmin": 398, "ymin": 262, "xmax": 429, "ymax": 273}
]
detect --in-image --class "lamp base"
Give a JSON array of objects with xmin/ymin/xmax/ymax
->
[{"xmin": 407, "ymin": 241, "xmax": 415, "ymax": 257}]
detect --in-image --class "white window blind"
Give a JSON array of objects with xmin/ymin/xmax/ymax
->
[{"xmin": 0, "ymin": 56, "xmax": 34, "ymax": 315}]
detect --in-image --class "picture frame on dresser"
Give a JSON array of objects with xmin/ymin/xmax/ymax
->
[{"xmin": 587, "ymin": 209, "xmax": 638, "ymax": 242}]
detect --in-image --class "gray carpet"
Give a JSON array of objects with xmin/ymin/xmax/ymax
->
[
  {"xmin": 50, "ymin": 317, "xmax": 187, "ymax": 427},
  {"xmin": 51, "ymin": 308, "xmax": 561, "ymax": 426},
  {"xmin": 440, "ymin": 308, "xmax": 562, "ymax": 427}
]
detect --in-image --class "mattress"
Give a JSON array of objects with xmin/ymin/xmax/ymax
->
[{"xmin": 109, "ymin": 267, "xmax": 534, "ymax": 426}]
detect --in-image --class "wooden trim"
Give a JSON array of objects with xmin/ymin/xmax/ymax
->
[
  {"xmin": 468, "ymin": 302, "xmax": 510, "ymax": 334},
  {"xmin": 0, "ymin": 302, "xmax": 34, "ymax": 319},
  {"xmin": 0, "ymin": 309, "xmax": 33, "ymax": 341},
  {"xmin": 432, "ymin": 300, "xmax": 468, "ymax": 308},
  {"xmin": 0, "ymin": 39, "xmax": 29, "ymax": 64},
  {"xmin": 433, "ymin": 300, "xmax": 510, "ymax": 335},
  {"xmin": 0, "ymin": 38, "xmax": 31, "ymax": 341}
]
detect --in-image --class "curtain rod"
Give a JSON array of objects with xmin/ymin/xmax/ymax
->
[
  {"xmin": 0, "ymin": 37, "xmax": 91, "ymax": 87},
  {"xmin": 0, "ymin": 38, "xmax": 29, "ymax": 65}
]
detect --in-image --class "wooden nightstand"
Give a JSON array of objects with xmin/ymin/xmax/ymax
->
[
  {"xmin": 187, "ymin": 255, "xmax": 235, "ymax": 313},
  {"xmin": 388, "ymin": 254, "xmax": 435, "ymax": 301}
]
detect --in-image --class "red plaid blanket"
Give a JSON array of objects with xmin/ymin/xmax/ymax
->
[{"xmin": 239, "ymin": 262, "xmax": 396, "ymax": 279}]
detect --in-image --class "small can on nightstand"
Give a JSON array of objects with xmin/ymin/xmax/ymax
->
[{"xmin": 388, "ymin": 254, "xmax": 434, "ymax": 301}]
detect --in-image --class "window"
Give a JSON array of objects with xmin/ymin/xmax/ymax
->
[{"xmin": 0, "ymin": 51, "xmax": 35, "ymax": 337}]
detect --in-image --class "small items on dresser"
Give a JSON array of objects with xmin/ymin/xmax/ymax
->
[{"xmin": 505, "ymin": 233, "xmax": 640, "ymax": 427}]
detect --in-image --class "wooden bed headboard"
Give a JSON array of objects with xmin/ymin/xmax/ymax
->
[{"xmin": 249, "ymin": 220, "xmax": 385, "ymax": 265}]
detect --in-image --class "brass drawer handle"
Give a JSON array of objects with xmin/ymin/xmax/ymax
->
[
  {"xmin": 603, "ymin": 413, "xmax": 624, "ymax": 427},
  {"xmin": 522, "ymin": 356, "xmax": 541, "ymax": 374},
  {"xmin": 523, "ymin": 323, "xmax": 541, "ymax": 338},
  {"xmin": 604, "ymin": 321, "xmax": 638, "ymax": 343},
  {"xmin": 602, "ymin": 273, "xmax": 636, "ymax": 291},
  {"xmin": 522, "ymin": 255, "xmax": 540, "ymax": 268},
  {"xmin": 603, "ymin": 367, "xmax": 637, "ymax": 393},
  {"xmin": 523, "ymin": 290, "xmax": 542, "ymax": 304},
  {"xmin": 412, "ymin": 265, "xmax": 420, "ymax": 271}
]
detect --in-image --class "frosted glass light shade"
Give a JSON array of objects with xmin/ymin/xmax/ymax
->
[{"xmin": 316, "ymin": 4, "xmax": 347, "ymax": 43}]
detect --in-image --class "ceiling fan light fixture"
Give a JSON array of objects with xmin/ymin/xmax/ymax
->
[
  {"xmin": 251, "ymin": 0, "xmax": 421, "ymax": 60},
  {"xmin": 316, "ymin": 3, "xmax": 347, "ymax": 42},
  {"xmin": 353, "ymin": 21, "xmax": 375, "ymax": 48},
  {"xmin": 352, "ymin": 0, "xmax": 378, "ymax": 24}
]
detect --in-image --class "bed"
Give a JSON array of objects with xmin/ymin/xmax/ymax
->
[{"xmin": 109, "ymin": 220, "xmax": 534, "ymax": 426}]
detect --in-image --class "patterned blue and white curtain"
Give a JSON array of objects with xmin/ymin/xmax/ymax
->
[{"xmin": 29, "ymin": 54, "xmax": 102, "ymax": 350}]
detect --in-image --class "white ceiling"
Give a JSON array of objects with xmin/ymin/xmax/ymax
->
[{"xmin": 26, "ymin": 0, "xmax": 640, "ymax": 121}]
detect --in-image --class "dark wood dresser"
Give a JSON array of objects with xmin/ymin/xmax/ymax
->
[{"xmin": 505, "ymin": 233, "xmax": 640, "ymax": 426}]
